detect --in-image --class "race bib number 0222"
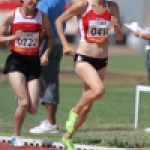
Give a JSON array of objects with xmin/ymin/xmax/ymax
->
[{"xmin": 15, "ymin": 32, "xmax": 39, "ymax": 48}]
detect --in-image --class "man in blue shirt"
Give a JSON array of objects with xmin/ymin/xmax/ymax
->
[{"xmin": 30, "ymin": 0, "xmax": 66, "ymax": 134}]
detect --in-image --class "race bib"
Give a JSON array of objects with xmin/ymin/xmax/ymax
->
[
  {"xmin": 87, "ymin": 20, "xmax": 110, "ymax": 38},
  {"xmin": 15, "ymin": 32, "xmax": 39, "ymax": 48}
]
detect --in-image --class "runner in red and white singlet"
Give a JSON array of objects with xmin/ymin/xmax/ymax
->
[
  {"xmin": 79, "ymin": 0, "xmax": 111, "ymax": 44},
  {"xmin": 11, "ymin": 7, "xmax": 43, "ymax": 56},
  {"xmin": 55, "ymin": 0, "xmax": 123, "ymax": 149},
  {"xmin": 0, "ymin": 0, "xmax": 54, "ymax": 147}
]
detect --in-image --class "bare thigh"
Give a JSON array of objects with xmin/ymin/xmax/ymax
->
[
  {"xmin": 97, "ymin": 67, "xmax": 106, "ymax": 81},
  {"xmin": 80, "ymin": 67, "xmax": 107, "ymax": 111},
  {"xmin": 8, "ymin": 72, "xmax": 29, "ymax": 107},
  {"xmin": 75, "ymin": 62, "xmax": 104, "ymax": 91}
]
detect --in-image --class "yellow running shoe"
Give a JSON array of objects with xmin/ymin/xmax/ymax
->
[
  {"xmin": 66, "ymin": 110, "xmax": 78, "ymax": 133},
  {"xmin": 61, "ymin": 137, "xmax": 75, "ymax": 150}
]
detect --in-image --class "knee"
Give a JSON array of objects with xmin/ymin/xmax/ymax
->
[
  {"xmin": 93, "ymin": 86, "xmax": 105, "ymax": 100},
  {"xmin": 28, "ymin": 107, "xmax": 38, "ymax": 115},
  {"xmin": 28, "ymin": 102, "xmax": 39, "ymax": 114},
  {"xmin": 28, "ymin": 99, "xmax": 39, "ymax": 114},
  {"xmin": 19, "ymin": 101, "xmax": 29, "ymax": 110}
]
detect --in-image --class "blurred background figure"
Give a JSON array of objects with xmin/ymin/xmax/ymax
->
[
  {"xmin": 134, "ymin": 26, "xmax": 150, "ymax": 84},
  {"xmin": 29, "ymin": 0, "xmax": 66, "ymax": 134}
]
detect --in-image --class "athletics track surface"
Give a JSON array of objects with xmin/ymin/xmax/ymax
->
[
  {"xmin": 0, "ymin": 142, "xmax": 62, "ymax": 150},
  {"xmin": 0, "ymin": 140, "xmax": 150, "ymax": 150}
]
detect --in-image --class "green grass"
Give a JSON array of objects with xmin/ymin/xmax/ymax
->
[
  {"xmin": 61, "ymin": 53, "xmax": 146, "ymax": 72},
  {"xmin": 0, "ymin": 50, "xmax": 9, "ymax": 66},
  {"xmin": 108, "ymin": 54, "xmax": 146, "ymax": 72},
  {"xmin": 0, "ymin": 49, "xmax": 146, "ymax": 72},
  {"xmin": 1, "ymin": 82, "xmax": 150, "ymax": 147}
]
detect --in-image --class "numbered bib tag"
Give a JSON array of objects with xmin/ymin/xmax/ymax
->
[
  {"xmin": 87, "ymin": 20, "xmax": 110, "ymax": 38},
  {"xmin": 15, "ymin": 32, "xmax": 39, "ymax": 48}
]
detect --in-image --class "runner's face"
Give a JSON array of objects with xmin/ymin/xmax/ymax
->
[{"xmin": 23, "ymin": 0, "xmax": 39, "ymax": 11}]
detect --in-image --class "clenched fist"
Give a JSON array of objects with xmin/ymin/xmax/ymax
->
[
  {"xmin": 14, "ymin": 30, "xmax": 22, "ymax": 40},
  {"xmin": 111, "ymin": 16, "xmax": 119, "ymax": 26}
]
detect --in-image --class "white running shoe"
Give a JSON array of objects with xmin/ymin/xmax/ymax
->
[
  {"xmin": 30, "ymin": 120, "xmax": 59, "ymax": 134},
  {"xmin": 11, "ymin": 136, "xmax": 25, "ymax": 147}
]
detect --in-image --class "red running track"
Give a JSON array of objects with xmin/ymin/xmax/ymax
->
[{"xmin": 0, "ymin": 142, "xmax": 63, "ymax": 150}]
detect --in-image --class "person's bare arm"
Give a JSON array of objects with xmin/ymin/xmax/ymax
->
[
  {"xmin": 55, "ymin": 0, "xmax": 87, "ymax": 48},
  {"xmin": 0, "ymin": 11, "xmax": 22, "ymax": 44},
  {"xmin": 109, "ymin": 1, "xmax": 123, "ymax": 42},
  {"xmin": 42, "ymin": 14, "xmax": 54, "ymax": 56},
  {"xmin": 40, "ymin": 14, "xmax": 54, "ymax": 66},
  {"xmin": 134, "ymin": 27, "xmax": 150, "ymax": 40}
]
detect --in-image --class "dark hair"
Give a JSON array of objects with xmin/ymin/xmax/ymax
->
[{"xmin": 20, "ymin": 0, "xmax": 23, "ymax": 3}]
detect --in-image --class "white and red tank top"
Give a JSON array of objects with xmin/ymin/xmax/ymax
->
[
  {"xmin": 78, "ymin": 0, "xmax": 111, "ymax": 44},
  {"xmin": 11, "ymin": 8, "xmax": 43, "ymax": 56}
]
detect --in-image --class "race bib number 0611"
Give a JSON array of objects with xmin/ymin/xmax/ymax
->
[{"xmin": 15, "ymin": 32, "xmax": 39, "ymax": 48}]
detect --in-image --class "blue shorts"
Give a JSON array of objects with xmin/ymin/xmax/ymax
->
[{"xmin": 39, "ymin": 37, "xmax": 63, "ymax": 105}]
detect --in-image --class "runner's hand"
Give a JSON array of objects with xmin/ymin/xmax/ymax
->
[
  {"xmin": 143, "ymin": 26, "xmax": 149, "ymax": 30},
  {"xmin": 134, "ymin": 30, "xmax": 141, "ymax": 37},
  {"xmin": 14, "ymin": 30, "xmax": 22, "ymax": 40},
  {"xmin": 111, "ymin": 16, "xmax": 119, "ymax": 26},
  {"xmin": 63, "ymin": 45, "xmax": 74, "ymax": 56},
  {"xmin": 40, "ymin": 53, "xmax": 49, "ymax": 66}
]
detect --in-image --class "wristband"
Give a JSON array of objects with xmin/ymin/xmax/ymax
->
[{"xmin": 63, "ymin": 45, "xmax": 70, "ymax": 51}]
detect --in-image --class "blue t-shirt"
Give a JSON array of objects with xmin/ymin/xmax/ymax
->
[{"xmin": 37, "ymin": 0, "xmax": 66, "ymax": 38}]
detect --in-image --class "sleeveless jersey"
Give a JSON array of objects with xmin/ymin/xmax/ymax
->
[
  {"xmin": 78, "ymin": 0, "xmax": 111, "ymax": 44},
  {"xmin": 11, "ymin": 8, "xmax": 43, "ymax": 56}
]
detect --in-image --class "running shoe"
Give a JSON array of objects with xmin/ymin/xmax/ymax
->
[
  {"xmin": 30, "ymin": 120, "xmax": 59, "ymax": 134},
  {"xmin": 61, "ymin": 137, "xmax": 75, "ymax": 150},
  {"xmin": 11, "ymin": 136, "xmax": 25, "ymax": 147},
  {"xmin": 66, "ymin": 110, "xmax": 78, "ymax": 133}
]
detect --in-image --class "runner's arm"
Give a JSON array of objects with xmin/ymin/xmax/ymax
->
[
  {"xmin": 0, "ymin": 11, "xmax": 21, "ymax": 44},
  {"xmin": 55, "ymin": 0, "xmax": 87, "ymax": 48},
  {"xmin": 134, "ymin": 27, "xmax": 150, "ymax": 40},
  {"xmin": 109, "ymin": 1, "xmax": 123, "ymax": 42},
  {"xmin": 42, "ymin": 14, "xmax": 54, "ymax": 56}
]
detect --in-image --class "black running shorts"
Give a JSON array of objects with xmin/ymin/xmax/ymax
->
[{"xmin": 3, "ymin": 52, "xmax": 41, "ymax": 82}]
